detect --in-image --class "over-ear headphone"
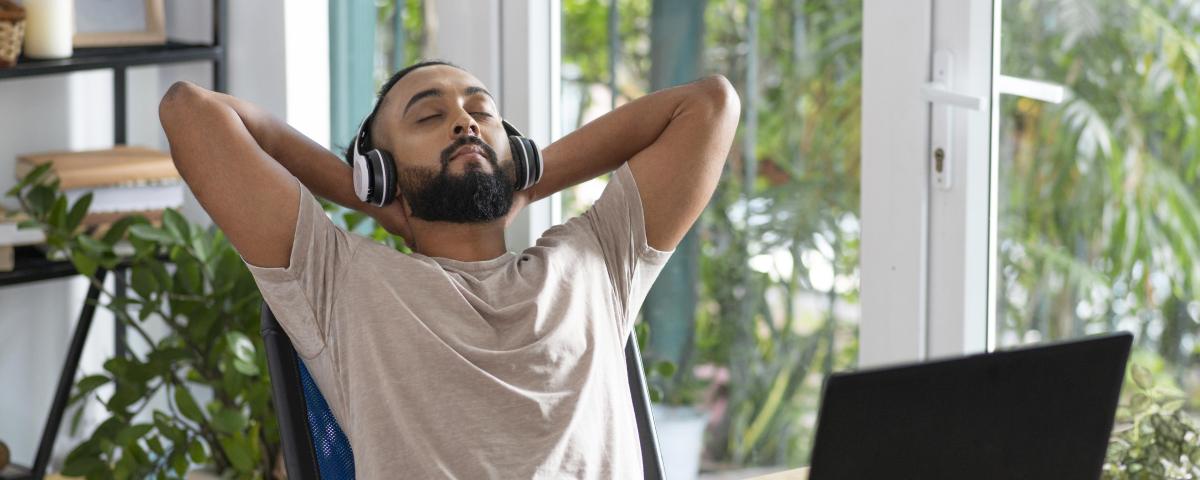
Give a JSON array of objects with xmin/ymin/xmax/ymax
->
[{"xmin": 350, "ymin": 115, "xmax": 543, "ymax": 207}]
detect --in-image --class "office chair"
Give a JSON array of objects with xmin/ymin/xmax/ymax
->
[{"xmin": 260, "ymin": 300, "xmax": 667, "ymax": 480}]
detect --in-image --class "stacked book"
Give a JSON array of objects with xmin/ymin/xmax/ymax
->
[{"xmin": 1, "ymin": 146, "xmax": 182, "ymax": 271}]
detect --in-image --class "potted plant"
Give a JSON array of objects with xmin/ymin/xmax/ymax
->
[
  {"xmin": 1103, "ymin": 363, "xmax": 1200, "ymax": 479},
  {"xmin": 8, "ymin": 164, "xmax": 282, "ymax": 479}
]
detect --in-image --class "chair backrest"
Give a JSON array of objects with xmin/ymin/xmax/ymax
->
[{"xmin": 260, "ymin": 300, "xmax": 666, "ymax": 480}]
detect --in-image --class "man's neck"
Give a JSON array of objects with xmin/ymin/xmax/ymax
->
[{"xmin": 408, "ymin": 219, "xmax": 509, "ymax": 262}]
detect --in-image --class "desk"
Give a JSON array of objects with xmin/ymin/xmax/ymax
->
[{"xmin": 748, "ymin": 467, "xmax": 809, "ymax": 480}]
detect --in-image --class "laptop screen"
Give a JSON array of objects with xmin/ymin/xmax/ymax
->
[{"xmin": 809, "ymin": 332, "xmax": 1131, "ymax": 480}]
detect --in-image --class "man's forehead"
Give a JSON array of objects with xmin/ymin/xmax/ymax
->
[{"xmin": 385, "ymin": 65, "xmax": 494, "ymax": 113}]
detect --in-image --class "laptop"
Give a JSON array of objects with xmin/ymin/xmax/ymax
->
[{"xmin": 808, "ymin": 332, "xmax": 1132, "ymax": 480}]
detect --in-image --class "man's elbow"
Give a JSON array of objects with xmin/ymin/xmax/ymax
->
[
  {"xmin": 693, "ymin": 75, "xmax": 741, "ymax": 134},
  {"xmin": 159, "ymin": 81, "xmax": 208, "ymax": 129},
  {"xmin": 699, "ymin": 75, "xmax": 740, "ymax": 117}
]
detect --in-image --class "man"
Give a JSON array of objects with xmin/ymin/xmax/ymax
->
[{"xmin": 159, "ymin": 60, "xmax": 739, "ymax": 479}]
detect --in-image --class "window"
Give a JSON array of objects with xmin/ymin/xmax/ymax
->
[
  {"xmin": 996, "ymin": 0, "xmax": 1200, "ymax": 401},
  {"xmin": 562, "ymin": 0, "xmax": 862, "ymax": 469}
]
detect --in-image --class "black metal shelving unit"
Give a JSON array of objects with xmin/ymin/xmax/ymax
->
[{"xmin": 0, "ymin": 2, "xmax": 226, "ymax": 479}]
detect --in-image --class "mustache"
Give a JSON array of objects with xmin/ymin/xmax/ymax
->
[{"xmin": 439, "ymin": 136, "xmax": 500, "ymax": 170}]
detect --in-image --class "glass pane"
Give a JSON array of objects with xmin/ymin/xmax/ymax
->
[
  {"xmin": 561, "ymin": 0, "xmax": 862, "ymax": 473},
  {"xmin": 997, "ymin": 0, "xmax": 1200, "ymax": 407}
]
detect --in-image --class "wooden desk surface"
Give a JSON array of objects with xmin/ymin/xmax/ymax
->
[{"xmin": 746, "ymin": 467, "xmax": 809, "ymax": 480}]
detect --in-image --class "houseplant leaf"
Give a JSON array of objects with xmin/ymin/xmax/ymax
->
[{"xmin": 173, "ymin": 386, "xmax": 206, "ymax": 423}]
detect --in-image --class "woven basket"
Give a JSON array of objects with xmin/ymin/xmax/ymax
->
[{"xmin": 0, "ymin": 0, "xmax": 26, "ymax": 68}]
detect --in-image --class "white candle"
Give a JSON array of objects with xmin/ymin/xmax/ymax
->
[{"xmin": 22, "ymin": 0, "xmax": 73, "ymax": 59}]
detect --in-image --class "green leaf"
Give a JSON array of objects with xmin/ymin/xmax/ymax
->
[
  {"xmin": 66, "ymin": 192, "xmax": 93, "ymax": 232},
  {"xmin": 655, "ymin": 360, "xmax": 678, "ymax": 378},
  {"xmin": 104, "ymin": 357, "xmax": 131, "ymax": 378},
  {"xmin": 172, "ymin": 447, "xmax": 190, "ymax": 477},
  {"xmin": 69, "ymin": 404, "xmax": 86, "ymax": 437},
  {"xmin": 162, "ymin": 208, "xmax": 190, "ymax": 243},
  {"xmin": 70, "ymin": 375, "xmax": 111, "ymax": 406},
  {"xmin": 69, "ymin": 252, "xmax": 98, "ymax": 280},
  {"xmin": 17, "ymin": 220, "xmax": 42, "ymax": 230},
  {"xmin": 114, "ymin": 423, "xmax": 154, "ymax": 446},
  {"xmin": 173, "ymin": 385, "xmax": 206, "ymax": 423},
  {"xmin": 129, "ymin": 224, "xmax": 178, "ymax": 245},
  {"xmin": 21, "ymin": 162, "xmax": 54, "ymax": 187},
  {"xmin": 130, "ymin": 264, "xmax": 160, "ymax": 300},
  {"xmin": 1152, "ymin": 384, "xmax": 1185, "ymax": 399},
  {"xmin": 226, "ymin": 331, "xmax": 260, "ymax": 376},
  {"xmin": 76, "ymin": 233, "xmax": 112, "ymax": 255},
  {"xmin": 188, "ymin": 438, "xmax": 210, "ymax": 464},
  {"xmin": 635, "ymin": 322, "xmax": 649, "ymax": 351},
  {"xmin": 220, "ymin": 436, "xmax": 255, "ymax": 471},
  {"xmin": 1131, "ymin": 392, "xmax": 1152, "ymax": 413},
  {"xmin": 1132, "ymin": 364, "xmax": 1155, "ymax": 390},
  {"xmin": 91, "ymin": 416, "xmax": 124, "ymax": 441},
  {"xmin": 149, "ymin": 258, "xmax": 173, "ymax": 291},
  {"xmin": 146, "ymin": 436, "xmax": 165, "ymax": 457},
  {"xmin": 211, "ymin": 407, "xmax": 248, "ymax": 433},
  {"xmin": 27, "ymin": 185, "xmax": 56, "ymax": 215},
  {"xmin": 154, "ymin": 411, "xmax": 187, "ymax": 444},
  {"xmin": 102, "ymin": 215, "xmax": 149, "ymax": 246},
  {"xmin": 61, "ymin": 455, "xmax": 107, "ymax": 477},
  {"xmin": 649, "ymin": 385, "xmax": 663, "ymax": 403},
  {"xmin": 1161, "ymin": 399, "xmax": 1185, "ymax": 414},
  {"xmin": 47, "ymin": 195, "xmax": 68, "ymax": 229},
  {"xmin": 113, "ymin": 452, "xmax": 136, "ymax": 480},
  {"xmin": 107, "ymin": 383, "xmax": 142, "ymax": 413}
]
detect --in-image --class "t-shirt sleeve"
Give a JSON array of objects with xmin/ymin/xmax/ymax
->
[
  {"xmin": 581, "ymin": 163, "xmax": 674, "ymax": 338},
  {"xmin": 241, "ymin": 177, "xmax": 364, "ymax": 359}
]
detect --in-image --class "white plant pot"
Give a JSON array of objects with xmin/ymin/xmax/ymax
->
[{"xmin": 651, "ymin": 404, "xmax": 708, "ymax": 480}]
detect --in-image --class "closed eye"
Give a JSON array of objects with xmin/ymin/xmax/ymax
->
[{"xmin": 419, "ymin": 114, "xmax": 441, "ymax": 122}]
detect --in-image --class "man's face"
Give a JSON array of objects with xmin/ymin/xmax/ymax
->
[{"xmin": 371, "ymin": 65, "xmax": 515, "ymax": 224}]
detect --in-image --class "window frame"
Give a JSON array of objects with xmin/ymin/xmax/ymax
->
[{"xmin": 859, "ymin": 0, "xmax": 999, "ymax": 367}]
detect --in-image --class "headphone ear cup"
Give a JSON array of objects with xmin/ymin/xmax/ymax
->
[
  {"xmin": 526, "ymin": 137, "xmax": 542, "ymax": 185},
  {"xmin": 516, "ymin": 137, "xmax": 541, "ymax": 190},
  {"xmin": 509, "ymin": 135, "xmax": 530, "ymax": 191},
  {"xmin": 366, "ymin": 149, "xmax": 397, "ymax": 207},
  {"xmin": 352, "ymin": 153, "xmax": 372, "ymax": 203}
]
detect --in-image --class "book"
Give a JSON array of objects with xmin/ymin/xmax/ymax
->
[
  {"xmin": 0, "ymin": 203, "xmax": 165, "ymax": 271},
  {"xmin": 64, "ymin": 180, "xmax": 185, "ymax": 213},
  {"xmin": 15, "ymin": 146, "xmax": 179, "ymax": 190},
  {"xmin": 0, "ymin": 204, "xmax": 45, "ymax": 246}
]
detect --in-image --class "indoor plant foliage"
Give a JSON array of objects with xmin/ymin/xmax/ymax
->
[
  {"xmin": 1103, "ymin": 364, "xmax": 1200, "ymax": 479},
  {"xmin": 7, "ymin": 164, "xmax": 280, "ymax": 480}
]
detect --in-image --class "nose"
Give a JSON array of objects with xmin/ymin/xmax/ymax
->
[{"xmin": 451, "ymin": 110, "xmax": 480, "ymax": 138}]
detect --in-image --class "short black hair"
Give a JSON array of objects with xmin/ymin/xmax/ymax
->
[{"xmin": 341, "ymin": 59, "xmax": 463, "ymax": 166}]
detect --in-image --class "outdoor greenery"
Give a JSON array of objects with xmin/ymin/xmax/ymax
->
[
  {"xmin": 997, "ymin": 0, "xmax": 1200, "ymax": 405},
  {"xmin": 563, "ymin": 0, "xmax": 863, "ymax": 469},
  {"xmin": 7, "ymin": 165, "xmax": 278, "ymax": 480},
  {"xmin": 1104, "ymin": 364, "xmax": 1200, "ymax": 479}
]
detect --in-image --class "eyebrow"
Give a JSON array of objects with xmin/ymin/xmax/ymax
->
[{"xmin": 403, "ymin": 86, "xmax": 495, "ymax": 117}]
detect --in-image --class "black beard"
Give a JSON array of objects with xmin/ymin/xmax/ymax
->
[{"xmin": 396, "ymin": 136, "xmax": 515, "ymax": 224}]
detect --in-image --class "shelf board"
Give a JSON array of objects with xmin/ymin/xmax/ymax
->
[
  {"xmin": 0, "ymin": 245, "xmax": 84, "ymax": 287},
  {"xmin": 0, "ymin": 42, "xmax": 222, "ymax": 80},
  {"xmin": 0, "ymin": 245, "xmax": 168, "ymax": 287}
]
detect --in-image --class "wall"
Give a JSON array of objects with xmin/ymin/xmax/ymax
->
[{"xmin": 0, "ymin": 0, "xmax": 310, "ymax": 470}]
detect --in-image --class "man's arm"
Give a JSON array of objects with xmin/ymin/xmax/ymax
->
[
  {"xmin": 524, "ymin": 75, "xmax": 740, "ymax": 251},
  {"xmin": 159, "ymin": 82, "xmax": 402, "ymax": 268}
]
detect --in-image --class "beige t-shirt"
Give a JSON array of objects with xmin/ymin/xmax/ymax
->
[{"xmin": 243, "ymin": 163, "xmax": 672, "ymax": 479}]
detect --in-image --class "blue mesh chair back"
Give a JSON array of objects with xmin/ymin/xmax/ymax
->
[{"xmin": 260, "ymin": 300, "xmax": 665, "ymax": 479}]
